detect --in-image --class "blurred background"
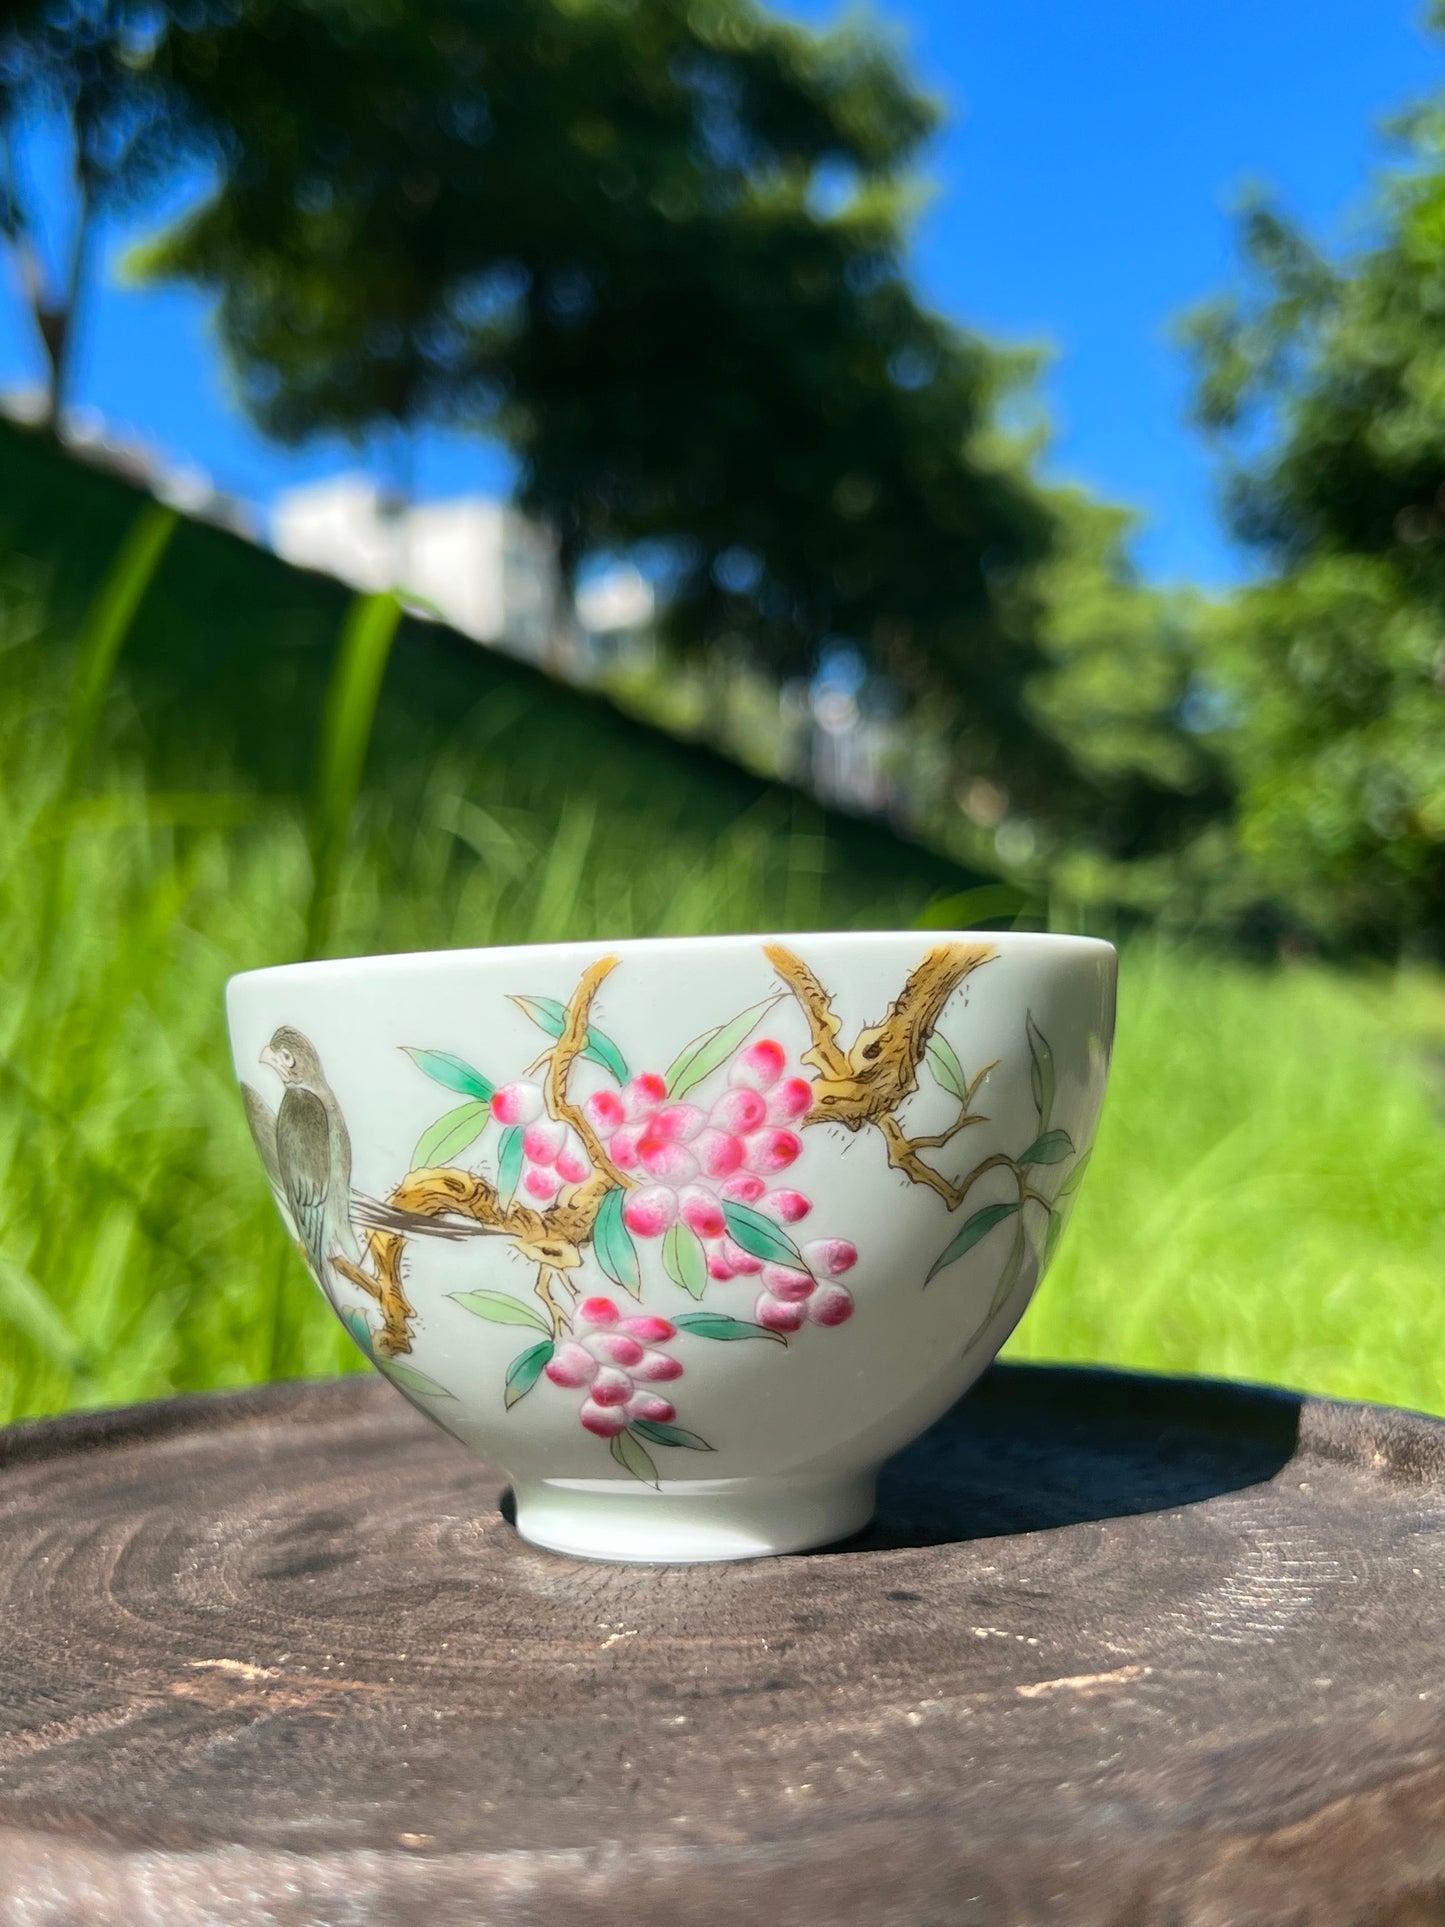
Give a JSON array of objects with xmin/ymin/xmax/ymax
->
[{"xmin": 0, "ymin": 0, "xmax": 1442, "ymax": 1424}]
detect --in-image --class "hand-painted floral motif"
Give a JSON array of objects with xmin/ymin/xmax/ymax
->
[{"xmin": 242, "ymin": 941, "xmax": 1093, "ymax": 1486}]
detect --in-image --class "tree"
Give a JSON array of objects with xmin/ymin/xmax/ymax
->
[
  {"xmin": 3, "ymin": 0, "xmax": 1214, "ymax": 865},
  {"xmin": 0, "ymin": 0, "xmax": 201, "ymax": 425},
  {"xmin": 1185, "ymin": 81, "xmax": 1445, "ymax": 948},
  {"xmin": 1017, "ymin": 489, "xmax": 1231, "ymax": 904},
  {"xmin": 135, "ymin": 0, "xmax": 1081, "ymax": 807}
]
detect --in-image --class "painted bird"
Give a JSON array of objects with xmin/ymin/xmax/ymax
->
[
  {"xmin": 243, "ymin": 1028, "xmax": 501, "ymax": 1289},
  {"xmin": 243, "ymin": 1026, "xmax": 361, "ymax": 1300}
]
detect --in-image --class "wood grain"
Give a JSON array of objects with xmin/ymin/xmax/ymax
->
[{"xmin": 0, "ymin": 1365, "xmax": 1443, "ymax": 1926}]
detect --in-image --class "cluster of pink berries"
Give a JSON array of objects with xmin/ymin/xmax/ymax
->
[
  {"xmin": 586, "ymin": 1037, "xmax": 857, "ymax": 1332},
  {"xmin": 491, "ymin": 1081, "xmax": 593, "ymax": 1204},
  {"xmin": 748, "ymin": 1254, "xmax": 856, "ymax": 1334},
  {"xmin": 543, "ymin": 1296, "xmax": 683, "ymax": 1436}
]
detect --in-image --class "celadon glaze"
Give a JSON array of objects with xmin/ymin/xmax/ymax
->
[{"xmin": 227, "ymin": 931, "xmax": 1116, "ymax": 1563}]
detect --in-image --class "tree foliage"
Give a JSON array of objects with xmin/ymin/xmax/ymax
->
[
  {"xmin": 0, "ymin": 0, "xmax": 1219, "ymax": 880},
  {"xmin": 0, "ymin": 0, "xmax": 205, "ymax": 418},
  {"xmin": 1186, "ymin": 95, "xmax": 1445, "ymax": 947},
  {"xmin": 131, "ymin": 0, "xmax": 1077, "ymax": 804},
  {"xmin": 1025, "ymin": 491, "xmax": 1226, "ymax": 863}
]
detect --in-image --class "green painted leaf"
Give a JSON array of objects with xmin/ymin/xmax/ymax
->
[
  {"xmin": 925, "ymin": 1033, "xmax": 967, "ymax": 1101},
  {"xmin": 1058, "ymin": 1147, "xmax": 1092, "ymax": 1197},
  {"xmin": 1043, "ymin": 1210, "xmax": 1064, "ymax": 1267},
  {"xmin": 402, "ymin": 1048, "xmax": 494, "ymax": 1103},
  {"xmin": 449, "ymin": 1288, "xmax": 552, "ymax": 1333},
  {"xmin": 510, "ymin": 992, "xmax": 567, "ymax": 1036},
  {"xmin": 594, "ymin": 1185, "xmax": 642, "ymax": 1296},
  {"xmin": 496, "ymin": 1124, "xmax": 525, "ymax": 1208},
  {"xmin": 985, "ymin": 1219, "xmax": 1028, "ymax": 1323},
  {"xmin": 341, "ymin": 1307, "xmax": 374, "ymax": 1358},
  {"xmin": 610, "ymin": 1427, "xmax": 659, "ymax": 1487},
  {"xmin": 673, "ymin": 1311, "xmax": 785, "ymax": 1344},
  {"xmin": 413, "ymin": 1098, "xmax": 492, "ymax": 1169},
  {"xmin": 1026, "ymin": 1013, "xmax": 1055, "ymax": 1130},
  {"xmin": 721, "ymin": 1200, "xmax": 804, "ymax": 1270},
  {"xmin": 1019, "ymin": 1128, "xmax": 1074, "ymax": 1167},
  {"xmin": 510, "ymin": 994, "xmax": 628, "ymax": 1083},
  {"xmin": 925, "ymin": 1200, "xmax": 1019, "ymax": 1284},
  {"xmin": 504, "ymin": 1339, "xmax": 554, "ymax": 1409},
  {"xmin": 661, "ymin": 1221, "xmax": 707, "ymax": 1300},
  {"xmin": 581, "ymin": 1026, "xmax": 628, "ymax": 1084},
  {"xmin": 663, "ymin": 994, "xmax": 783, "ymax": 1100},
  {"xmin": 378, "ymin": 1359, "xmax": 456, "ymax": 1399},
  {"xmin": 962, "ymin": 1214, "xmax": 1032, "ymax": 1354},
  {"xmin": 631, "ymin": 1417, "xmax": 714, "ymax": 1451}
]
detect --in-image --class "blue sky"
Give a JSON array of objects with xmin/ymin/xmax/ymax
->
[{"xmin": 1, "ymin": 0, "xmax": 1439, "ymax": 584}]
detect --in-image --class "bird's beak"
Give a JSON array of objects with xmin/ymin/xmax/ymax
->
[{"xmin": 259, "ymin": 1044, "xmax": 279, "ymax": 1073}]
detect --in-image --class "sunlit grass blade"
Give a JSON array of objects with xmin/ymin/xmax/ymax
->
[
  {"xmin": 913, "ymin": 882, "xmax": 1037, "ymax": 930},
  {"xmin": 65, "ymin": 503, "xmax": 178, "ymax": 789},
  {"xmin": 305, "ymin": 591, "xmax": 403, "ymax": 959}
]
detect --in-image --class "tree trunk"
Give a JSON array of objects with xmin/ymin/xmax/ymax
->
[{"xmin": 0, "ymin": 126, "xmax": 94, "ymax": 437}]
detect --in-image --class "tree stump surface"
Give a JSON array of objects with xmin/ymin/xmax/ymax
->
[{"xmin": 1, "ymin": 1364, "xmax": 1442, "ymax": 1927}]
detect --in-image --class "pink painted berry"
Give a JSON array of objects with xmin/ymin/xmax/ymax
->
[
  {"xmin": 622, "ymin": 1184, "xmax": 677, "ymax": 1238},
  {"xmin": 624, "ymin": 1072, "xmax": 668, "ymax": 1118},
  {"xmin": 580, "ymin": 1399, "xmax": 629, "ymax": 1437},
  {"xmin": 586, "ymin": 1090, "xmax": 626, "ymax": 1136},
  {"xmin": 522, "ymin": 1118, "xmax": 566, "ymax": 1165},
  {"xmin": 743, "ymin": 1128, "xmax": 801, "ymax": 1175},
  {"xmin": 523, "ymin": 1165, "xmax": 560, "ymax": 1203},
  {"xmin": 711, "ymin": 1087, "xmax": 767, "ymax": 1135},
  {"xmin": 722, "ymin": 1238, "xmax": 763, "ymax": 1276},
  {"xmin": 626, "ymin": 1390, "xmax": 677, "ymax": 1424},
  {"xmin": 620, "ymin": 1314, "xmax": 676, "ymax": 1342},
  {"xmin": 650, "ymin": 1103, "xmax": 705, "ymax": 1143},
  {"xmin": 678, "ymin": 1185, "xmax": 726, "ymax": 1239},
  {"xmin": 544, "ymin": 1341, "xmax": 599, "ymax": 1388},
  {"xmin": 492, "ymin": 1081, "xmax": 544, "ymax": 1127},
  {"xmin": 720, "ymin": 1172, "xmax": 766, "ymax": 1204},
  {"xmin": 693, "ymin": 1129, "xmax": 745, "ymax": 1179},
  {"xmin": 803, "ymin": 1238, "xmax": 857, "ymax": 1278},
  {"xmin": 707, "ymin": 1251, "xmax": 736, "ymax": 1281},
  {"xmin": 632, "ymin": 1348, "xmax": 684, "ymax": 1382},
  {"xmin": 609, "ymin": 1123, "xmax": 643, "ymax": 1169},
  {"xmin": 554, "ymin": 1297, "xmax": 686, "ymax": 1439},
  {"xmin": 588, "ymin": 1367, "xmax": 635, "ymax": 1408},
  {"xmin": 766, "ymin": 1077, "xmax": 813, "ymax": 1125},
  {"xmin": 637, "ymin": 1135, "xmax": 698, "ymax": 1184},
  {"xmin": 808, "ymin": 1283, "xmax": 855, "ymax": 1326},
  {"xmin": 761, "ymin": 1262, "xmax": 815, "ymax": 1303},
  {"xmin": 756, "ymin": 1292, "xmax": 807, "ymax": 1334},
  {"xmin": 729, "ymin": 1039, "xmax": 786, "ymax": 1091},
  {"xmin": 588, "ymin": 1332, "xmax": 646, "ymax": 1369},
  {"xmin": 761, "ymin": 1189, "xmax": 811, "ymax": 1224},
  {"xmin": 555, "ymin": 1148, "xmax": 590, "ymax": 1185}
]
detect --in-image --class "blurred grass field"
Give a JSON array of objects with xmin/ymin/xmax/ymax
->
[
  {"xmin": 1, "ymin": 482, "xmax": 1443, "ymax": 1426},
  {"xmin": 1010, "ymin": 948, "xmax": 1445, "ymax": 1411}
]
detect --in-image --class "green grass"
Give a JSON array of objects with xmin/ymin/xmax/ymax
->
[
  {"xmin": 0, "ymin": 726, "xmax": 929, "ymax": 1420},
  {"xmin": 1, "ymin": 476, "xmax": 1443, "ymax": 1427},
  {"xmin": 0, "ymin": 515, "xmax": 971, "ymax": 1423},
  {"xmin": 1006, "ymin": 946, "xmax": 1445, "ymax": 1413}
]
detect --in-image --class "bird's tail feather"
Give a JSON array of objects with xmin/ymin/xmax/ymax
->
[{"xmin": 350, "ymin": 1192, "xmax": 500, "ymax": 1241}]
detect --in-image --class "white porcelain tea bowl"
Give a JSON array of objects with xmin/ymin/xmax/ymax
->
[{"xmin": 228, "ymin": 930, "xmax": 1115, "ymax": 1563}]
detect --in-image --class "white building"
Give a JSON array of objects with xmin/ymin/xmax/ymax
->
[{"xmin": 271, "ymin": 476, "xmax": 566, "ymax": 666}]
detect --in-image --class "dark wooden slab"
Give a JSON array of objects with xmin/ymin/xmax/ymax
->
[{"xmin": 0, "ymin": 1365, "xmax": 1442, "ymax": 1926}]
